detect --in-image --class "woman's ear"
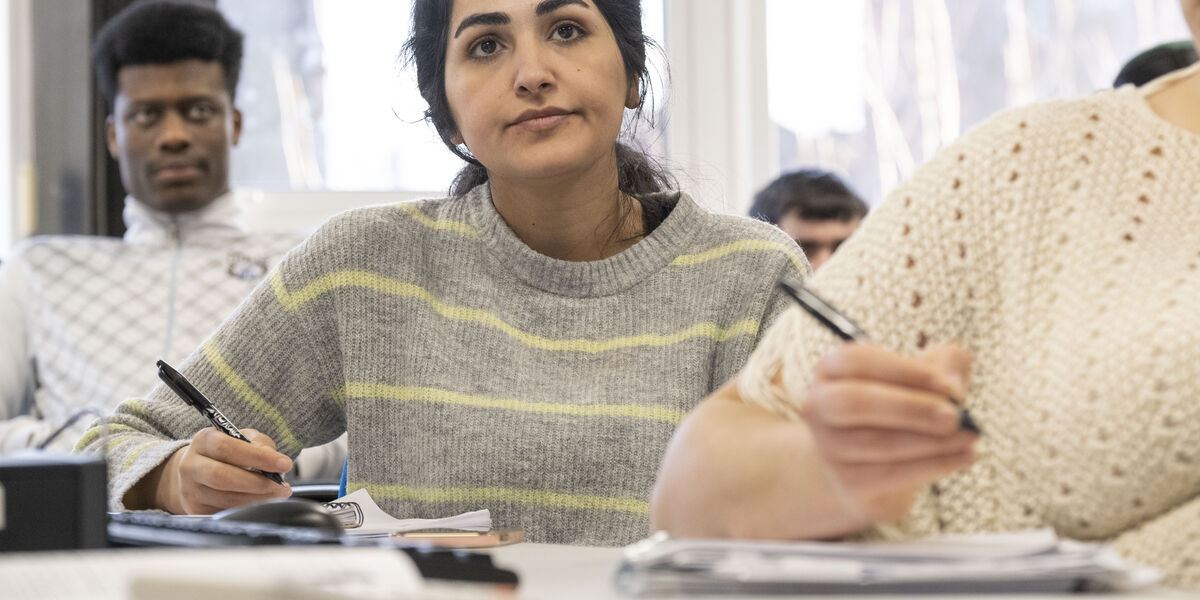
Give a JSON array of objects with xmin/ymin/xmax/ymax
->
[
  {"xmin": 625, "ymin": 78, "xmax": 641, "ymax": 109},
  {"xmin": 450, "ymin": 131, "xmax": 464, "ymax": 145}
]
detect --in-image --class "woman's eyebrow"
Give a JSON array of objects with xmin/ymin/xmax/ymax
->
[
  {"xmin": 454, "ymin": 12, "xmax": 510, "ymax": 39},
  {"xmin": 453, "ymin": 0, "xmax": 591, "ymax": 40},
  {"xmin": 536, "ymin": 0, "xmax": 590, "ymax": 17}
]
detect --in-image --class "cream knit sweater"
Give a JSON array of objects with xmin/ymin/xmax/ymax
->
[{"xmin": 740, "ymin": 70, "xmax": 1200, "ymax": 588}]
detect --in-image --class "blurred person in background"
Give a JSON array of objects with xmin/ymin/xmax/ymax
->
[
  {"xmin": 750, "ymin": 169, "xmax": 867, "ymax": 271},
  {"xmin": 0, "ymin": 1, "xmax": 344, "ymax": 481},
  {"xmin": 1114, "ymin": 40, "xmax": 1197, "ymax": 87}
]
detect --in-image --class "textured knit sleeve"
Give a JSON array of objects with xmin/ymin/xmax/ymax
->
[
  {"xmin": 736, "ymin": 106, "xmax": 1036, "ymax": 416},
  {"xmin": 735, "ymin": 97, "xmax": 1126, "ymax": 541},
  {"xmin": 1111, "ymin": 496, "xmax": 1200, "ymax": 588},
  {"xmin": 75, "ymin": 221, "xmax": 352, "ymax": 510}
]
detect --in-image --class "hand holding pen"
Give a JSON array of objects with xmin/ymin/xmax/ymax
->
[
  {"xmin": 778, "ymin": 281, "xmax": 980, "ymax": 434},
  {"xmin": 776, "ymin": 280, "xmax": 980, "ymax": 526},
  {"xmin": 153, "ymin": 360, "xmax": 292, "ymax": 514}
]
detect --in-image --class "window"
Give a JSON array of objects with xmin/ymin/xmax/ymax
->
[
  {"xmin": 218, "ymin": 0, "xmax": 666, "ymax": 196},
  {"xmin": 765, "ymin": 0, "xmax": 1192, "ymax": 204}
]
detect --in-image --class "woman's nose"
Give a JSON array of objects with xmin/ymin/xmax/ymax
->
[{"xmin": 512, "ymin": 45, "xmax": 555, "ymax": 96}]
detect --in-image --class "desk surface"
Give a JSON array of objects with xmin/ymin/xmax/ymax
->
[{"xmin": 485, "ymin": 543, "xmax": 1190, "ymax": 600}]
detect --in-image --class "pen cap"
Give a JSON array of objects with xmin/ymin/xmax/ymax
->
[{"xmin": 156, "ymin": 360, "xmax": 206, "ymax": 409}]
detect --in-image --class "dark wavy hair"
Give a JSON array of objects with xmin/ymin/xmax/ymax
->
[
  {"xmin": 92, "ymin": 0, "xmax": 244, "ymax": 105},
  {"xmin": 404, "ymin": 0, "xmax": 674, "ymax": 197},
  {"xmin": 750, "ymin": 169, "xmax": 868, "ymax": 224}
]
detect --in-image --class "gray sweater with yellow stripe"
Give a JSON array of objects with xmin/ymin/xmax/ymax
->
[{"xmin": 79, "ymin": 184, "xmax": 807, "ymax": 545}]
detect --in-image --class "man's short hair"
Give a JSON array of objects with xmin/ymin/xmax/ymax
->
[
  {"xmin": 750, "ymin": 169, "xmax": 868, "ymax": 225},
  {"xmin": 1114, "ymin": 40, "xmax": 1198, "ymax": 88},
  {"xmin": 92, "ymin": 0, "xmax": 244, "ymax": 104}
]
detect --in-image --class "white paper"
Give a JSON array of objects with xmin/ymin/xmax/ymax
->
[
  {"xmin": 621, "ymin": 529, "xmax": 1164, "ymax": 593},
  {"xmin": 323, "ymin": 488, "xmax": 491, "ymax": 537}
]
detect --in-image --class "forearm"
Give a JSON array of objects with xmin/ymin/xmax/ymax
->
[
  {"xmin": 650, "ymin": 380, "xmax": 867, "ymax": 540},
  {"xmin": 0, "ymin": 257, "xmax": 35, "ymax": 420},
  {"xmin": 0, "ymin": 416, "xmax": 50, "ymax": 452},
  {"xmin": 0, "ymin": 414, "xmax": 106, "ymax": 453}
]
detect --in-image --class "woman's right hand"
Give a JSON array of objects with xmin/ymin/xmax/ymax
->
[
  {"xmin": 154, "ymin": 427, "xmax": 293, "ymax": 514},
  {"xmin": 799, "ymin": 342, "xmax": 979, "ymax": 527}
]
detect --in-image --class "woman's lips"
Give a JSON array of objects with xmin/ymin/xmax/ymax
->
[{"xmin": 511, "ymin": 111, "xmax": 574, "ymax": 133}]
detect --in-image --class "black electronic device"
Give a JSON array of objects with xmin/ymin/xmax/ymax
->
[
  {"xmin": 213, "ymin": 498, "xmax": 345, "ymax": 534},
  {"xmin": 107, "ymin": 510, "xmax": 339, "ymax": 547},
  {"xmin": 0, "ymin": 452, "xmax": 108, "ymax": 552},
  {"xmin": 105, "ymin": 510, "xmax": 519, "ymax": 585}
]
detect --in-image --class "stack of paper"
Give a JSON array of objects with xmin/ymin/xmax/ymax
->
[
  {"xmin": 616, "ymin": 529, "xmax": 1162, "ymax": 595},
  {"xmin": 322, "ymin": 489, "xmax": 491, "ymax": 538}
]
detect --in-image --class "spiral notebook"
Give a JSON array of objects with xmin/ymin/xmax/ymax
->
[
  {"xmin": 321, "ymin": 488, "xmax": 491, "ymax": 537},
  {"xmin": 615, "ymin": 529, "xmax": 1162, "ymax": 595}
]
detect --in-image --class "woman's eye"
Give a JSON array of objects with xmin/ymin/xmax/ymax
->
[
  {"xmin": 552, "ymin": 24, "xmax": 582, "ymax": 41},
  {"xmin": 471, "ymin": 38, "xmax": 500, "ymax": 58}
]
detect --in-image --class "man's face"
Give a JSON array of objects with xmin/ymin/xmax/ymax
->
[
  {"xmin": 106, "ymin": 59, "xmax": 241, "ymax": 214},
  {"xmin": 777, "ymin": 212, "xmax": 861, "ymax": 271}
]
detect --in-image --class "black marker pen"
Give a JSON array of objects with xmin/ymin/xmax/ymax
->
[
  {"xmin": 777, "ymin": 280, "xmax": 981, "ymax": 434},
  {"xmin": 156, "ymin": 359, "xmax": 286, "ymax": 484}
]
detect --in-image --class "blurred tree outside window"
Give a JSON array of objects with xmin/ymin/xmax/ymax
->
[{"xmin": 767, "ymin": 0, "xmax": 1192, "ymax": 204}]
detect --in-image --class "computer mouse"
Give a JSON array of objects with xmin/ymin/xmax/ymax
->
[{"xmin": 213, "ymin": 498, "xmax": 345, "ymax": 535}]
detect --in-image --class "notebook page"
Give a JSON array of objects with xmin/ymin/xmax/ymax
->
[{"xmin": 324, "ymin": 488, "xmax": 491, "ymax": 536}]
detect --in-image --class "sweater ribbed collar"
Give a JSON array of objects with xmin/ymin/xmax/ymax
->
[{"xmin": 468, "ymin": 184, "xmax": 708, "ymax": 298}]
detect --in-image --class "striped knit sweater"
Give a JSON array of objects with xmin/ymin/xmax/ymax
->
[
  {"xmin": 739, "ymin": 70, "xmax": 1200, "ymax": 587},
  {"xmin": 79, "ymin": 184, "xmax": 807, "ymax": 545}
]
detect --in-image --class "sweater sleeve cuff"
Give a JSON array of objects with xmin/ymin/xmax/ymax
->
[{"xmin": 105, "ymin": 438, "xmax": 191, "ymax": 512}]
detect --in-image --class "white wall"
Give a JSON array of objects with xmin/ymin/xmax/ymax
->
[{"xmin": 663, "ymin": 0, "xmax": 773, "ymax": 216}]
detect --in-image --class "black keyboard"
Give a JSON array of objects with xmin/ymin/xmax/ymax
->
[
  {"xmin": 108, "ymin": 511, "xmax": 339, "ymax": 547},
  {"xmin": 106, "ymin": 512, "xmax": 519, "ymax": 585}
]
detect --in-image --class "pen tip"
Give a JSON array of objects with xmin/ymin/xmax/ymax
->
[{"xmin": 959, "ymin": 409, "xmax": 982, "ymax": 434}]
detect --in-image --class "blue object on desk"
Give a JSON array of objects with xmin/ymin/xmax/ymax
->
[{"xmin": 338, "ymin": 456, "xmax": 348, "ymax": 498}]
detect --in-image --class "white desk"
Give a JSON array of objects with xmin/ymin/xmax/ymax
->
[
  {"xmin": 2, "ymin": 542, "xmax": 1189, "ymax": 599},
  {"xmin": 485, "ymin": 543, "xmax": 1191, "ymax": 600}
]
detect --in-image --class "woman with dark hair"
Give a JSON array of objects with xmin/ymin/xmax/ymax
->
[{"xmin": 80, "ymin": 0, "xmax": 806, "ymax": 545}]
